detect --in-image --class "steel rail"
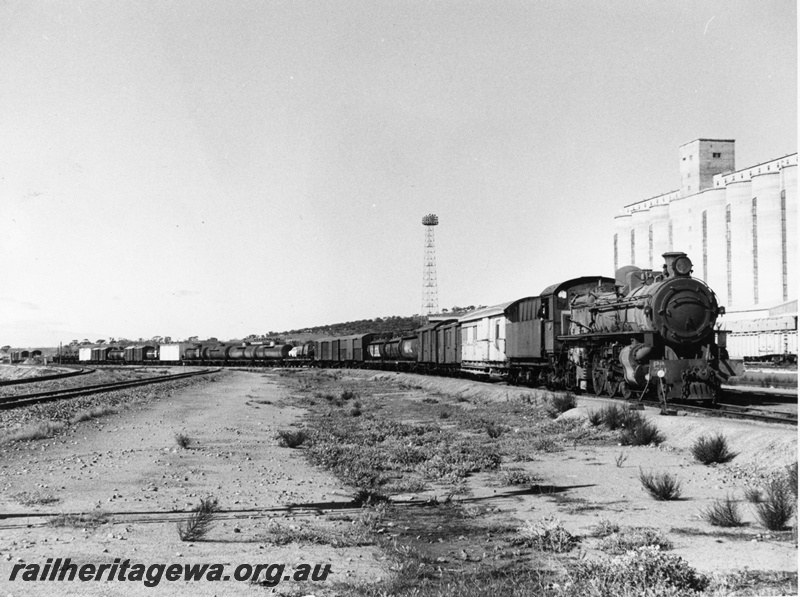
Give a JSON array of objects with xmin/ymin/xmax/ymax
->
[
  {"xmin": 0, "ymin": 369, "xmax": 217, "ymax": 409},
  {"xmin": 0, "ymin": 368, "xmax": 94, "ymax": 387},
  {"xmin": 632, "ymin": 398, "xmax": 798, "ymax": 425}
]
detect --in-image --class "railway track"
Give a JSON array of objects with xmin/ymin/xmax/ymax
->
[
  {"xmin": 0, "ymin": 369, "xmax": 217, "ymax": 410},
  {"xmin": 0, "ymin": 368, "xmax": 93, "ymax": 387},
  {"xmin": 633, "ymin": 399, "xmax": 798, "ymax": 425}
]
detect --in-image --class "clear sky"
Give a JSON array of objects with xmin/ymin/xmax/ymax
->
[{"xmin": 1, "ymin": 0, "xmax": 796, "ymax": 346}]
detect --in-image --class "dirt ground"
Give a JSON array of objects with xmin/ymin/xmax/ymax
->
[
  {"xmin": 0, "ymin": 368, "xmax": 796, "ymax": 596},
  {"xmin": 0, "ymin": 370, "xmax": 388, "ymax": 596}
]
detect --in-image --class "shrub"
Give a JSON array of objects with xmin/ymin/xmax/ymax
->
[
  {"xmin": 755, "ymin": 479, "xmax": 796, "ymax": 531},
  {"xmin": 515, "ymin": 516, "xmax": 577, "ymax": 552},
  {"xmin": 599, "ymin": 526, "xmax": 673, "ymax": 554},
  {"xmin": 703, "ymin": 495, "xmax": 744, "ymax": 527},
  {"xmin": 276, "ymin": 429, "xmax": 309, "ymax": 448},
  {"xmin": 340, "ymin": 390, "xmax": 358, "ymax": 401},
  {"xmin": 639, "ymin": 469, "xmax": 682, "ymax": 501},
  {"xmin": 177, "ymin": 497, "xmax": 220, "ymax": 541},
  {"xmin": 174, "ymin": 433, "xmax": 191, "ymax": 449},
  {"xmin": 546, "ymin": 393, "xmax": 577, "ymax": 418},
  {"xmin": 558, "ymin": 546, "xmax": 708, "ymax": 596},
  {"xmin": 691, "ymin": 433, "xmax": 737, "ymax": 465},
  {"xmin": 620, "ymin": 418, "xmax": 664, "ymax": 446}
]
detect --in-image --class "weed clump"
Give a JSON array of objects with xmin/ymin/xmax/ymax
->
[
  {"xmin": 703, "ymin": 495, "xmax": 744, "ymax": 527},
  {"xmin": 639, "ymin": 469, "xmax": 682, "ymax": 501},
  {"xmin": 174, "ymin": 433, "xmax": 191, "ymax": 449},
  {"xmin": 546, "ymin": 393, "xmax": 577, "ymax": 418},
  {"xmin": 515, "ymin": 516, "xmax": 577, "ymax": 552},
  {"xmin": 620, "ymin": 417, "xmax": 665, "ymax": 446},
  {"xmin": 177, "ymin": 497, "xmax": 220, "ymax": 541},
  {"xmin": 691, "ymin": 433, "xmax": 737, "ymax": 465},
  {"xmin": 340, "ymin": 390, "xmax": 358, "ymax": 402},
  {"xmin": 498, "ymin": 467, "xmax": 537, "ymax": 486},
  {"xmin": 276, "ymin": 429, "xmax": 309, "ymax": 448},
  {"xmin": 592, "ymin": 518, "xmax": 620, "ymax": 538},
  {"xmin": 744, "ymin": 487, "xmax": 763, "ymax": 504},
  {"xmin": 71, "ymin": 406, "xmax": 119, "ymax": 424},
  {"xmin": 599, "ymin": 526, "xmax": 673, "ymax": 554},
  {"xmin": 587, "ymin": 409, "xmax": 603, "ymax": 426},
  {"xmin": 598, "ymin": 404, "xmax": 635, "ymax": 430},
  {"xmin": 485, "ymin": 422, "xmax": 506, "ymax": 438},
  {"xmin": 556, "ymin": 546, "xmax": 708, "ymax": 597},
  {"xmin": 755, "ymin": 479, "xmax": 796, "ymax": 531},
  {"xmin": 50, "ymin": 511, "xmax": 110, "ymax": 528}
]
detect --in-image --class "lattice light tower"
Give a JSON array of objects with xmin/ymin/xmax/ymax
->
[{"xmin": 421, "ymin": 214, "xmax": 439, "ymax": 315}]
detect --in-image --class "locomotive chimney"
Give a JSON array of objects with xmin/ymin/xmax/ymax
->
[{"xmin": 662, "ymin": 252, "xmax": 693, "ymax": 278}]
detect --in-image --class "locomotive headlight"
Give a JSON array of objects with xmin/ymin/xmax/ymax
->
[
  {"xmin": 674, "ymin": 256, "xmax": 693, "ymax": 275},
  {"xmin": 657, "ymin": 369, "xmax": 665, "ymax": 378}
]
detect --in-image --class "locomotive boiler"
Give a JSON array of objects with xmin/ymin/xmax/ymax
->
[{"xmin": 565, "ymin": 252, "xmax": 742, "ymax": 402}]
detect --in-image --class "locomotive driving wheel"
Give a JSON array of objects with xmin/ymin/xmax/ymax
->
[
  {"xmin": 590, "ymin": 353, "xmax": 607, "ymax": 397},
  {"xmin": 620, "ymin": 382, "xmax": 633, "ymax": 400}
]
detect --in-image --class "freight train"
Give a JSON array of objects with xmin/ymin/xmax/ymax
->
[{"xmin": 53, "ymin": 252, "xmax": 742, "ymax": 403}]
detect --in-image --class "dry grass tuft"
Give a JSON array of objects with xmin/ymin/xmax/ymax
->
[
  {"xmin": 515, "ymin": 516, "xmax": 577, "ymax": 552},
  {"xmin": 276, "ymin": 428, "xmax": 309, "ymax": 448},
  {"xmin": 691, "ymin": 433, "xmax": 737, "ymax": 465},
  {"xmin": 639, "ymin": 469, "xmax": 682, "ymax": 501},
  {"xmin": 50, "ymin": 511, "xmax": 110, "ymax": 528},
  {"xmin": 174, "ymin": 433, "xmax": 191, "ymax": 449},
  {"xmin": 546, "ymin": 393, "xmax": 577, "ymax": 418},
  {"xmin": 70, "ymin": 405, "xmax": 119, "ymax": 424},
  {"xmin": 177, "ymin": 497, "xmax": 220, "ymax": 541},
  {"xmin": 702, "ymin": 495, "xmax": 744, "ymax": 527},
  {"xmin": 599, "ymin": 526, "xmax": 673, "ymax": 554},
  {"xmin": 755, "ymin": 479, "xmax": 795, "ymax": 531},
  {"xmin": 1, "ymin": 421, "xmax": 66, "ymax": 443}
]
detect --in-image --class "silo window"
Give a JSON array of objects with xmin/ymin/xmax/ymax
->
[{"xmin": 713, "ymin": 152, "xmax": 721, "ymax": 158}]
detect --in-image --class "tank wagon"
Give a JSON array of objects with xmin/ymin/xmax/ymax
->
[
  {"xmin": 311, "ymin": 252, "xmax": 742, "ymax": 404},
  {"xmin": 71, "ymin": 341, "xmax": 309, "ymax": 366}
]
